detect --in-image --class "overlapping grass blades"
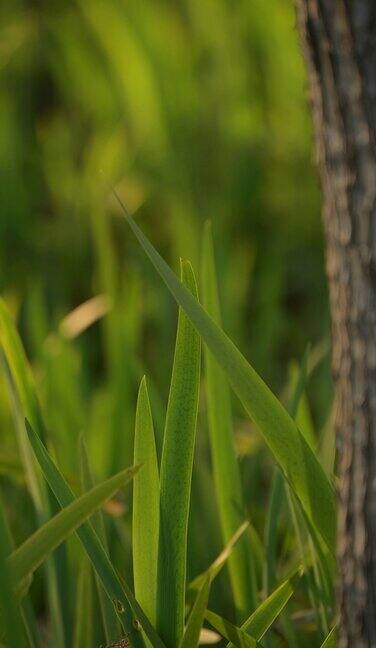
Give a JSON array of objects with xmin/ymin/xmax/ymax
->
[
  {"xmin": 201, "ymin": 221, "xmax": 256, "ymax": 619},
  {"xmin": 0, "ymin": 299, "xmax": 67, "ymax": 648},
  {"xmin": 157, "ymin": 260, "xmax": 201, "ymax": 647},
  {"xmin": 133, "ymin": 377, "xmax": 159, "ymax": 626},
  {"xmin": 119, "ymin": 201, "xmax": 336, "ymax": 554},
  {"xmin": 180, "ymin": 577, "xmax": 211, "ymax": 648},
  {"xmin": 206, "ymin": 569, "xmax": 301, "ymax": 646},
  {"xmin": 25, "ymin": 421, "xmax": 164, "ymax": 648},
  {"xmin": 8, "ymin": 461, "xmax": 139, "ymax": 589},
  {"xmin": 79, "ymin": 438, "xmax": 120, "ymax": 643}
]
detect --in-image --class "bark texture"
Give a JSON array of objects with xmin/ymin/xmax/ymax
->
[{"xmin": 294, "ymin": 1, "xmax": 376, "ymax": 646}]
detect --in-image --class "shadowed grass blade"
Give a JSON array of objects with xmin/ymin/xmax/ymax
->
[
  {"xmin": 0, "ymin": 498, "xmax": 27, "ymax": 648},
  {"xmin": 201, "ymin": 222, "xmax": 256, "ymax": 619},
  {"xmin": 205, "ymin": 612, "xmax": 256, "ymax": 648},
  {"xmin": 0, "ymin": 300, "xmax": 68, "ymax": 647},
  {"xmin": 119, "ymin": 205, "xmax": 335, "ymax": 553},
  {"xmin": 157, "ymin": 260, "xmax": 201, "ymax": 647},
  {"xmin": 8, "ymin": 464, "xmax": 139, "ymax": 587},
  {"xmin": 25, "ymin": 420, "xmax": 165, "ymax": 648},
  {"xmin": 79, "ymin": 438, "xmax": 120, "ymax": 643},
  {"xmin": 180, "ymin": 577, "xmax": 211, "ymax": 648},
  {"xmin": 133, "ymin": 376, "xmax": 159, "ymax": 626},
  {"xmin": 320, "ymin": 626, "xmax": 337, "ymax": 647},
  {"xmin": 73, "ymin": 560, "xmax": 93, "ymax": 648}
]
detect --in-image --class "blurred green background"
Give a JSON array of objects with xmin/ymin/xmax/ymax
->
[{"xmin": 0, "ymin": 0, "xmax": 332, "ymax": 638}]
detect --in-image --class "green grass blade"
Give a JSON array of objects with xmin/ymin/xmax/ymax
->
[
  {"xmin": 205, "ymin": 611, "xmax": 256, "ymax": 647},
  {"xmin": 73, "ymin": 560, "xmax": 93, "ymax": 648},
  {"xmin": 188, "ymin": 521, "xmax": 249, "ymax": 593},
  {"xmin": 201, "ymin": 222, "xmax": 256, "ymax": 618},
  {"xmin": 79, "ymin": 438, "xmax": 120, "ymax": 643},
  {"xmin": 0, "ymin": 498, "xmax": 27, "ymax": 648},
  {"xmin": 180, "ymin": 577, "xmax": 211, "ymax": 648},
  {"xmin": 157, "ymin": 260, "xmax": 201, "ymax": 647},
  {"xmin": 25, "ymin": 420, "xmax": 164, "ymax": 648},
  {"xmin": 320, "ymin": 626, "xmax": 337, "ymax": 647},
  {"xmin": 0, "ymin": 301, "xmax": 68, "ymax": 647},
  {"xmin": 206, "ymin": 570, "xmax": 301, "ymax": 648},
  {"xmin": 234, "ymin": 570, "xmax": 302, "ymax": 642},
  {"xmin": 8, "ymin": 463, "xmax": 139, "ymax": 587},
  {"xmin": 133, "ymin": 376, "xmax": 160, "ymax": 627},
  {"xmin": 119, "ymin": 206, "xmax": 335, "ymax": 553},
  {"xmin": 264, "ymin": 348, "xmax": 309, "ymax": 595}
]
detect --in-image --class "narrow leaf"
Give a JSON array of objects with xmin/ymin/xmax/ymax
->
[
  {"xmin": 202, "ymin": 222, "xmax": 256, "ymax": 618},
  {"xmin": 320, "ymin": 626, "xmax": 337, "ymax": 647},
  {"xmin": 79, "ymin": 438, "xmax": 120, "ymax": 643},
  {"xmin": 8, "ymin": 463, "xmax": 139, "ymax": 587},
  {"xmin": 180, "ymin": 577, "xmax": 211, "ymax": 648},
  {"xmin": 26, "ymin": 420, "xmax": 164, "ymax": 648},
  {"xmin": 133, "ymin": 376, "xmax": 159, "ymax": 625},
  {"xmin": 205, "ymin": 611, "xmax": 256, "ymax": 648},
  {"xmin": 119, "ymin": 206, "xmax": 335, "ymax": 553},
  {"xmin": 157, "ymin": 260, "xmax": 201, "ymax": 647}
]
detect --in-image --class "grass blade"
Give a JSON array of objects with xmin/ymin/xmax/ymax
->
[
  {"xmin": 0, "ymin": 300, "xmax": 68, "ymax": 647},
  {"xmin": 133, "ymin": 376, "xmax": 159, "ymax": 625},
  {"xmin": 157, "ymin": 260, "xmax": 201, "ymax": 647},
  {"xmin": 73, "ymin": 560, "xmax": 93, "ymax": 648},
  {"xmin": 205, "ymin": 612, "xmax": 256, "ymax": 648},
  {"xmin": 25, "ymin": 420, "xmax": 165, "ymax": 648},
  {"xmin": 180, "ymin": 577, "xmax": 211, "ymax": 648},
  {"xmin": 234, "ymin": 569, "xmax": 302, "ymax": 642},
  {"xmin": 0, "ymin": 497, "xmax": 27, "ymax": 648},
  {"xmin": 188, "ymin": 521, "xmax": 249, "ymax": 593},
  {"xmin": 8, "ymin": 464, "xmax": 139, "ymax": 587},
  {"xmin": 320, "ymin": 626, "xmax": 337, "ymax": 647},
  {"xmin": 79, "ymin": 438, "xmax": 120, "ymax": 643},
  {"xmin": 201, "ymin": 222, "xmax": 256, "ymax": 618},
  {"xmin": 119, "ymin": 205, "xmax": 335, "ymax": 553}
]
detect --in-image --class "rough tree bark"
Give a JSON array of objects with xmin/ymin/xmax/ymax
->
[{"xmin": 294, "ymin": 2, "xmax": 376, "ymax": 646}]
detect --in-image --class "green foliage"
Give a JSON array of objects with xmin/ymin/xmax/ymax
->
[{"xmin": 0, "ymin": 2, "xmax": 336, "ymax": 645}]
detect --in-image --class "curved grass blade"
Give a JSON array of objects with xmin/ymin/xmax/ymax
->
[
  {"xmin": 188, "ymin": 521, "xmax": 249, "ymax": 594},
  {"xmin": 157, "ymin": 260, "xmax": 201, "ymax": 647},
  {"xmin": 8, "ymin": 463, "xmax": 139, "ymax": 587},
  {"xmin": 180, "ymin": 577, "xmax": 211, "ymax": 648},
  {"xmin": 133, "ymin": 376, "xmax": 159, "ymax": 625},
  {"xmin": 25, "ymin": 420, "xmax": 165, "ymax": 648},
  {"xmin": 73, "ymin": 559, "xmax": 93, "ymax": 648},
  {"xmin": 320, "ymin": 625, "xmax": 337, "ymax": 647},
  {"xmin": 201, "ymin": 222, "xmax": 256, "ymax": 618},
  {"xmin": 206, "ymin": 569, "xmax": 301, "ymax": 647},
  {"xmin": 264, "ymin": 348, "xmax": 309, "ymax": 595},
  {"xmin": 0, "ymin": 498, "xmax": 27, "ymax": 648},
  {"xmin": 205, "ymin": 612, "xmax": 256, "ymax": 648},
  {"xmin": 233, "ymin": 569, "xmax": 302, "ymax": 643},
  {"xmin": 0, "ymin": 302, "xmax": 68, "ymax": 647},
  {"xmin": 79, "ymin": 438, "xmax": 120, "ymax": 643},
  {"xmin": 118, "ymin": 204, "xmax": 335, "ymax": 553}
]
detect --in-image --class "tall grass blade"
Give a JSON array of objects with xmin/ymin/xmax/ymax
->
[
  {"xmin": 73, "ymin": 560, "xmax": 93, "ymax": 648},
  {"xmin": 201, "ymin": 222, "xmax": 256, "ymax": 618},
  {"xmin": 133, "ymin": 376, "xmax": 159, "ymax": 626},
  {"xmin": 0, "ymin": 498, "xmax": 27, "ymax": 648},
  {"xmin": 157, "ymin": 260, "xmax": 201, "ymax": 647},
  {"xmin": 180, "ymin": 577, "xmax": 211, "ymax": 648},
  {"xmin": 8, "ymin": 463, "xmax": 139, "ymax": 587},
  {"xmin": 119, "ymin": 201, "xmax": 336, "ymax": 554},
  {"xmin": 320, "ymin": 626, "xmax": 337, "ymax": 647},
  {"xmin": 188, "ymin": 521, "xmax": 249, "ymax": 593},
  {"xmin": 25, "ymin": 420, "xmax": 164, "ymax": 648},
  {"xmin": 79, "ymin": 438, "xmax": 120, "ymax": 643},
  {"xmin": 205, "ymin": 612, "xmax": 256, "ymax": 647},
  {"xmin": 0, "ymin": 300, "xmax": 68, "ymax": 647}
]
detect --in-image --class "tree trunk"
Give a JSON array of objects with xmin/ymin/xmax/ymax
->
[{"xmin": 294, "ymin": 2, "xmax": 376, "ymax": 646}]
